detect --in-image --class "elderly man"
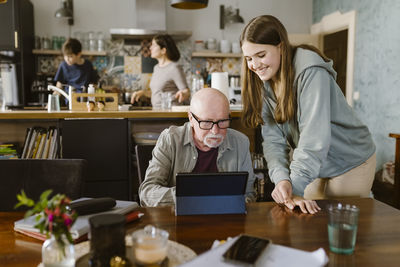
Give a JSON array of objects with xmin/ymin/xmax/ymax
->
[{"xmin": 139, "ymin": 88, "xmax": 256, "ymax": 207}]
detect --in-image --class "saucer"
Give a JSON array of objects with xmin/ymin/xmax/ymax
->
[
  {"xmin": 76, "ymin": 240, "xmax": 196, "ymax": 267},
  {"xmin": 38, "ymin": 237, "xmax": 197, "ymax": 267}
]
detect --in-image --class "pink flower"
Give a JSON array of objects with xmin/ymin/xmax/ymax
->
[
  {"xmin": 48, "ymin": 213, "xmax": 54, "ymax": 222},
  {"xmin": 54, "ymin": 207, "xmax": 61, "ymax": 216}
]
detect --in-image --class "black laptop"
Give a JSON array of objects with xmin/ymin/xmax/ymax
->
[{"xmin": 175, "ymin": 172, "xmax": 248, "ymax": 215}]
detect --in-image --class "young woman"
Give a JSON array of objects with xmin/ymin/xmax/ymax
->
[
  {"xmin": 131, "ymin": 34, "xmax": 190, "ymax": 108},
  {"xmin": 240, "ymin": 15, "xmax": 376, "ymax": 213}
]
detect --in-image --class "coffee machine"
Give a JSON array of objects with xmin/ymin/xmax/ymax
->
[{"xmin": 0, "ymin": 56, "xmax": 19, "ymax": 108}]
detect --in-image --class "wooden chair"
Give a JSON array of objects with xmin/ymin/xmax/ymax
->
[
  {"xmin": 372, "ymin": 133, "xmax": 400, "ymax": 209},
  {"xmin": 0, "ymin": 159, "xmax": 87, "ymax": 211},
  {"xmin": 135, "ymin": 145, "xmax": 155, "ymax": 185}
]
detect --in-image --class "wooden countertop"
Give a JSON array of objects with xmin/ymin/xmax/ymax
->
[{"xmin": 0, "ymin": 110, "xmax": 243, "ymax": 120}]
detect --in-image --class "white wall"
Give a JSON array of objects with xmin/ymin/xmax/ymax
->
[
  {"xmin": 31, "ymin": 0, "xmax": 136, "ymax": 38},
  {"xmin": 31, "ymin": 0, "xmax": 312, "ymax": 41},
  {"xmin": 167, "ymin": 0, "xmax": 313, "ymax": 43}
]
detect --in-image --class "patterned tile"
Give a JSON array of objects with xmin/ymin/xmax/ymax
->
[
  {"xmin": 222, "ymin": 58, "xmax": 242, "ymax": 75},
  {"xmin": 92, "ymin": 56, "xmax": 109, "ymax": 75},
  {"xmin": 124, "ymin": 56, "xmax": 141, "ymax": 74},
  {"xmin": 206, "ymin": 58, "xmax": 223, "ymax": 73}
]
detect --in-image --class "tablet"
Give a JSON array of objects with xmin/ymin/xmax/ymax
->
[{"xmin": 175, "ymin": 172, "xmax": 248, "ymax": 215}]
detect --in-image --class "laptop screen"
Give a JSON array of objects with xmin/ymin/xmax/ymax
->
[{"xmin": 175, "ymin": 172, "xmax": 248, "ymax": 197}]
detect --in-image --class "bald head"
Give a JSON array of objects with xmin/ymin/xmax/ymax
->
[{"xmin": 190, "ymin": 88, "xmax": 230, "ymax": 116}]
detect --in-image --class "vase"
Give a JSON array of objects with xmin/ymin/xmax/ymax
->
[{"xmin": 42, "ymin": 234, "xmax": 75, "ymax": 267}]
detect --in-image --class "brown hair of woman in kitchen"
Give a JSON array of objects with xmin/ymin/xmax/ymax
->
[
  {"xmin": 240, "ymin": 15, "xmax": 329, "ymax": 128},
  {"xmin": 153, "ymin": 34, "xmax": 180, "ymax": 62},
  {"xmin": 62, "ymin": 38, "xmax": 82, "ymax": 55}
]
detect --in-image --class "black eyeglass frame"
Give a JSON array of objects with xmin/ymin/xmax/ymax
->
[{"xmin": 190, "ymin": 112, "xmax": 232, "ymax": 130}]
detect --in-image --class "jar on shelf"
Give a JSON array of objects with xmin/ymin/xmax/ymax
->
[
  {"xmin": 97, "ymin": 31, "xmax": 105, "ymax": 52},
  {"xmin": 88, "ymin": 31, "xmax": 97, "ymax": 51},
  {"xmin": 193, "ymin": 40, "xmax": 205, "ymax": 51}
]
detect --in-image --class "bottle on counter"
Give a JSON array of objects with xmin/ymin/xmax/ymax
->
[
  {"xmin": 191, "ymin": 70, "xmax": 204, "ymax": 96},
  {"xmin": 88, "ymin": 84, "xmax": 95, "ymax": 102}
]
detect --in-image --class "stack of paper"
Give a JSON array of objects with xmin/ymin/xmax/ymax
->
[{"xmin": 180, "ymin": 236, "xmax": 329, "ymax": 267}]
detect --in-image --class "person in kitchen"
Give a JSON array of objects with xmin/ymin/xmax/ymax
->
[
  {"xmin": 130, "ymin": 34, "xmax": 190, "ymax": 108},
  {"xmin": 240, "ymin": 15, "xmax": 376, "ymax": 213},
  {"xmin": 139, "ymin": 88, "xmax": 256, "ymax": 207},
  {"xmin": 54, "ymin": 38, "xmax": 99, "ymax": 102}
]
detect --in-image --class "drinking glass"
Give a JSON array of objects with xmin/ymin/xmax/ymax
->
[
  {"xmin": 327, "ymin": 203, "xmax": 359, "ymax": 254},
  {"xmin": 161, "ymin": 92, "xmax": 172, "ymax": 110},
  {"xmin": 47, "ymin": 94, "xmax": 60, "ymax": 112}
]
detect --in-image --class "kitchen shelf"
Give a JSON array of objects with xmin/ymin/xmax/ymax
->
[
  {"xmin": 191, "ymin": 51, "xmax": 242, "ymax": 58},
  {"xmin": 32, "ymin": 49, "xmax": 107, "ymax": 56}
]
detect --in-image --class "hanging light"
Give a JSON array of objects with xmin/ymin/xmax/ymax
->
[
  {"xmin": 55, "ymin": 0, "xmax": 74, "ymax": 25},
  {"xmin": 220, "ymin": 5, "xmax": 244, "ymax": 29},
  {"xmin": 170, "ymin": 0, "xmax": 208, "ymax": 10}
]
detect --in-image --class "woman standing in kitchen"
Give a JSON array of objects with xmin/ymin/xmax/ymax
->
[
  {"xmin": 131, "ymin": 34, "xmax": 190, "ymax": 108},
  {"xmin": 240, "ymin": 15, "xmax": 376, "ymax": 213}
]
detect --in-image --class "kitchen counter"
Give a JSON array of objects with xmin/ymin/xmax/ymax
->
[{"xmin": 0, "ymin": 110, "xmax": 243, "ymax": 119}]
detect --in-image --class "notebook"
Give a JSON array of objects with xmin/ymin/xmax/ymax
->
[{"xmin": 175, "ymin": 172, "xmax": 248, "ymax": 215}]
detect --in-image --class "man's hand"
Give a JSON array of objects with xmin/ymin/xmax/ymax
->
[
  {"xmin": 271, "ymin": 180, "xmax": 296, "ymax": 210},
  {"xmin": 292, "ymin": 195, "xmax": 321, "ymax": 214}
]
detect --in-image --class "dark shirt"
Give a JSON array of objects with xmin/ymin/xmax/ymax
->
[
  {"xmin": 192, "ymin": 147, "xmax": 218, "ymax": 173},
  {"xmin": 54, "ymin": 59, "xmax": 99, "ymax": 93}
]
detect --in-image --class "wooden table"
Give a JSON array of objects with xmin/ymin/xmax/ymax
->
[{"xmin": 1, "ymin": 198, "xmax": 400, "ymax": 266}]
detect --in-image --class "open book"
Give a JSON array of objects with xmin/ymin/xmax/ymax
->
[{"xmin": 14, "ymin": 198, "xmax": 140, "ymax": 242}]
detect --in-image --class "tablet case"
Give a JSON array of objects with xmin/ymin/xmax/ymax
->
[{"xmin": 175, "ymin": 172, "xmax": 248, "ymax": 215}]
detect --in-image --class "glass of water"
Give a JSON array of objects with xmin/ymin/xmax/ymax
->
[
  {"xmin": 161, "ymin": 92, "xmax": 172, "ymax": 110},
  {"xmin": 327, "ymin": 203, "xmax": 359, "ymax": 254}
]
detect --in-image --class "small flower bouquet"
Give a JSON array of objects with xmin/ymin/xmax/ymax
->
[{"xmin": 15, "ymin": 189, "xmax": 77, "ymax": 246}]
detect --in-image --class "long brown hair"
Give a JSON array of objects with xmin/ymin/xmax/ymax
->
[{"xmin": 240, "ymin": 15, "xmax": 329, "ymax": 128}]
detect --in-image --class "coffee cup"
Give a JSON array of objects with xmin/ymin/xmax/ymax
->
[
  {"xmin": 131, "ymin": 225, "xmax": 169, "ymax": 267},
  {"xmin": 232, "ymin": 42, "xmax": 241, "ymax": 54},
  {"xmin": 220, "ymin": 40, "xmax": 231, "ymax": 53}
]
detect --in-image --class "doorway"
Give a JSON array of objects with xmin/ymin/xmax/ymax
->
[
  {"xmin": 311, "ymin": 11, "xmax": 356, "ymax": 106},
  {"xmin": 323, "ymin": 29, "xmax": 348, "ymax": 96}
]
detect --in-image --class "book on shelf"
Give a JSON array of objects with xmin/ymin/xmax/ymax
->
[
  {"xmin": 41, "ymin": 128, "xmax": 53, "ymax": 159},
  {"xmin": 21, "ymin": 128, "xmax": 33, "ymax": 159},
  {"xmin": 14, "ymin": 198, "xmax": 141, "ymax": 243},
  {"xmin": 20, "ymin": 126, "xmax": 61, "ymax": 159}
]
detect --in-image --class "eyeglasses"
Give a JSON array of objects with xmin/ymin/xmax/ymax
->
[{"xmin": 190, "ymin": 112, "xmax": 231, "ymax": 130}]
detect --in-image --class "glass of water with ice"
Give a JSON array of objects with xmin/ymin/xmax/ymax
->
[{"xmin": 327, "ymin": 203, "xmax": 360, "ymax": 254}]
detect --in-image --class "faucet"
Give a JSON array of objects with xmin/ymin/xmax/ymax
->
[{"xmin": 48, "ymin": 85, "xmax": 73, "ymax": 110}]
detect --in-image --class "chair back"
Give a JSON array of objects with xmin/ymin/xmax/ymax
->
[
  {"xmin": 0, "ymin": 159, "xmax": 87, "ymax": 211},
  {"xmin": 135, "ymin": 145, "xmax": 155, "ymax": 184}
]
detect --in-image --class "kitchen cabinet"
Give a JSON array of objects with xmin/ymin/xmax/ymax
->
[
  {"xmin": 0, "ymin": 0, "xmax": 34, "ymax": 107},
  {"xmin": 0, "ymin": 0, "xmax": 33, "ymax": 51},
  {"xmin": 61, "ymin": 119, "xmax": 132, "ymax": 200}
]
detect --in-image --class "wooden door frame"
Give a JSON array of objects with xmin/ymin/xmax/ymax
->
[{"xmin": 311, "ymin": 10, "xmax": 356, "ymax": 107}]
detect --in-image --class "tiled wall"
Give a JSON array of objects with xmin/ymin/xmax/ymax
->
[{"xmin": 37, "ymin": 39, "xmax": 242, "ymax": 93}]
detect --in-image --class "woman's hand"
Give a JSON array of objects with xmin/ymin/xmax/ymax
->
[
  {"xmin": 271, "ymin": 180, "xmax": 296, "ymax": 209},
  {"xmin": 131, "ymin": 90, "xmax": 145, "ymax": 104},
  {"xmin": 175, "ymin": 89, "xmax": 190, "ymax": 103},
  {"xmin": 292, "ymin": 195, "xmax": 321, "ymax": 214}
]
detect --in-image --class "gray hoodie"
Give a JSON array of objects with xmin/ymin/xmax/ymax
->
[{"xmin": 262, "ymin": 48, "xmax": 375, "ymax": 196}]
